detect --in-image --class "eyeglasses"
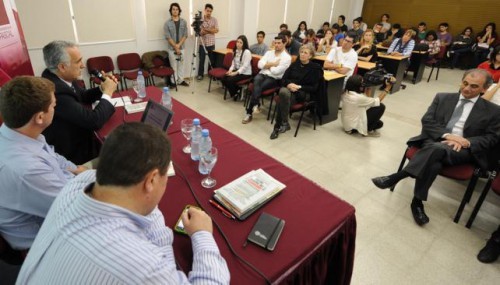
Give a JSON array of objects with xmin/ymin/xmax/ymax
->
[{"xmin": 344, "ymin": 40, "xmax": 353, "ymax": 43}]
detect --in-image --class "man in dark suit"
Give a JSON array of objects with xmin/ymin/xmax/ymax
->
[
  {"xmin": 372, "ymin": 69, "xmax": 500, "ymax": 225},
  {"xmin": 42, "ymin": 41, "xmax": 118, "ymax": 165}
]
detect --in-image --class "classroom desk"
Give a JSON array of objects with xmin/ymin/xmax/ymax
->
[
  {"xmin": 377, "ymin": 52, "xmax": 410, "ymax": 93},
  {"xmin": 97, "ymin": 87, "xmax": 357, "ymax": 285},
  {"xmin": 376, "ymin": 44, "xmax": 428, "ymax": 84}
]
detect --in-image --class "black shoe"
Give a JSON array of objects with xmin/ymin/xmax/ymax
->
[
  {"xmin": 410, "ymin": 203, "xmax": 429, "ymax": 226},
  {"xmin": 477, "ymin": 238, "xmax": 500, "ymax": 263},
  {"xmin": 371, "ymin": 176, "xmax": 397, "ymax": 189},
  {"xmin": 179, "ymin": 81, "xmax": 189, "ymax": 87},
  {"xmin": 270, "ymin": 129, "xmax": 280, "ymax": 140},
  {"xmin": 278, "ymin": 122, "xmax": 291, "ymax": 133}
]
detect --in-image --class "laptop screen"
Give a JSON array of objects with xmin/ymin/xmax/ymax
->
[{"xmin": 140, "ymin": 100, "xmax": 173, "ymax": 131}]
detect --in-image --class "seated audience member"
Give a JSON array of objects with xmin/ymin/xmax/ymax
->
[
  {"xmin": 270, "ymin": 45, "xmax": 322, "ymax": 140},
  {"xmin": 348, "ymin": 18, "xmax": 364, "ymax": 42},
  {"xmin": 317, "ymin": 21, "xmax": 330, "ymax": 38},
  {"xmin": 358, "ymin": 17, "xmax": 368, "ymax": 32},
  {"xmin": 249, "ymin": 31, "xmax": 268, "ymax": 56},
  {"xmin": 478, "ymin": 225, "xmax": 500, "ymax": 263},
  {"xmin": 387, "ymin": 23, "xmax": 404, "ymax": 42},
  {"xmin": 242, "ymin": 35, "xmax": 291, "ymax": 124},
  {"xmin": 387, "ymin": 29, "xmax": 416, "ymax": 57},
  {"xmin": 303, "ymin": 29, "xmax": 319, "ymax": 50},
  {"xmin": 354, "ymin": 29, "xmax": 378, "ymax": 62},
  {"xmin": 450, "ymin": 27, "xmax": 474, "ymax": 69},
  {"xmin": 379, "ymin": 13, "xmax": 391, "ymax": 33},
  {"xmin": 417, "ymin": 22, "xmax": 427, "ymax": 41},
  {"xmin": 341, "ymin": 75, "xmax": 393, "ymax": 137},
  {"xmin": 332, "ymin": 24, "xmax": 345, "ymax": 44},
  {"xmin": 480, "ymin": 46, "xmax": 500, "ymax": 105},
  {"xmin": 292, "ymin": 21, "xmax": 308, "ymax": 42},
  {"xmin": 270, "ymin": 24, "xmax": 289, "ymax": 49},
  {"xmin": 41, "ymin": 40, "xmax": 118, "ymax": 165},
  {"xmin": 317, "ymin": 29, "xmax": 337, "ymax": 54},
  {"xmin": 421, "ymin": 30, "xmax": 441, "ymax": 59},
  {"xmin": 474, "ymin": 22, "xmax": 498, "ymax": 66},
  {"xmin": 437, "ymin": 22, "xmax": 452, "ymax": 48},
  {"xmin": 221, "ymin": 35, "xmax": 252, "ymax": 99},
  {"xmin": 0, "ymin": 76, "xmax": 87, "ymax": 251},
  {"xmin": 373, "ymin": 23, "xmax": 387, "ymax": 43},
  {"xmin": 280, "ymin": 30, "xmax": 301, "ymax": 58},
  {"xmin": 372, "ymin": 69, "xmax": 500, "ymax": 226},
  {"xmin": 324, "ymin": 33, "xmax": 358, "ymax": 82},
  {"xmin": 337, "ymin": 15, "xmax": 348, "ymax": 34},
  {"xmin": 16, "ymin": 122, "xmax": 230, "ymax": 284}
]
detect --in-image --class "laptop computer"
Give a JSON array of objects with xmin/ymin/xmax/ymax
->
[{"xmin": 140, "ymin": 100, "xmax": 174, "ymax": 132}]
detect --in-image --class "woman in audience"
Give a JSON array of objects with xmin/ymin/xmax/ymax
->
[
  {"xmin": 354, "ymin": 29, "xmax": 378, "ymax": 62},
  {"xmin": 475, "ymin": 22, "xmax": 498, "ymax": 65},
  {"xmin": 292, "ymin": 21, "xmax": 308, "ymax": 42},
  {"xmin": 387, "ymin": 29, "xmax": 416, "ymax": 57},
  {"xmin": 450, "ymin": 27, "xmax": 475, "ymax": 69},
  {"xmin": 479, "ymin": 46, "xmax": 500, "ymax": 105},
  {"xmin": 221, "ymin": 35, "xmax": 252, "ymax": 99},
  {"xmin": 379, "ymin": 13, "xmax": 391, "ymax": 33},
  {"xmin": 341, "ymin": 75, "xmax": 393, "ymax": 137},
  {"xmin": 303, "ymin": 29, "xmax": 319, "ymax": 50},
  {"xmin": 317, "ymin": 29, "xmax": 336, "ymax": 54},
  {"xmin": 421, "ymin": 30, "xmax": 441, "ymax": 59}
]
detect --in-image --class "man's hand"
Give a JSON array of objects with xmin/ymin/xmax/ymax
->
[
  {"xmin": 441, "ymin": 140, "xmax": 463, "ymax": 152},
  {"xmin": 68, "ymin": 165, "xmax": 88, "ymax": 175},
  {"xmin": 100, "ymin": 75, "xmax": 118, "ymax": 96},
  {"xmin": 287, "ymin": 83, "xmax": 300, "ymax": 92},
  {"xmin": 181, "ymin": 207, "xmax": 213, "ymax": 236},
  {"xmin": 225, "ymin": 71, "xmax": 237, "ymax": 77},
  {"xmin": 444, "ymin": 134, "xmax": 470, "ymax": 148},
  {"xmin": 272, "ymin": 58, "xmax": 280, "ymax": 67}
]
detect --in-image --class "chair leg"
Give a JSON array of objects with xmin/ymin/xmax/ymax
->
[
  {"xmin": 151, "ymin": 76, "xmax": 156, "ymax": 86},
  {"xmin": 465, "ymin": 172, "xmax": 496, "ymax": 228},
  {"xmin": 427, "ymin": 66, "xmax": 435, "ymax": 83},
  {"xmin": 124, "ymin": 79, "xmax": 128, "ymax": 90},
  {"xmin": 267, "ymin": 94, "xmax": 275, "ymax": 121},
  {"xmin": 453, "ymin": 171, "xmax": 480, "ymax": 223},
  {"xmin": 271, "ymin": 103, "xmax": 278, "ymax": 124},
  {"xmin": 391, "ymin": 148, "xmax": 409, "ymax": 192},
  {"xmin": 312, "ymin": 106, "xmax": 317, "ymax": 130},
  {"xmin": 294, "ymin": 109, "xmax": 306, "ymax": 137},
  {"xmin": 208, "ymin": 77, "xmax": 212, "ymax": 92},
  {"xmin": 436, "ymin": 65, "xmax": 440, "ymax": 80}
]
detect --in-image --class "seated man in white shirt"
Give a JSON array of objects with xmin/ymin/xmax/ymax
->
[
  {"xmin": 323, "ymin": 33, "xmax": 358, "ymax": 84},
  {"xmin": 17, "ymin": 122, "xmax": 230, "ymax": 284}
]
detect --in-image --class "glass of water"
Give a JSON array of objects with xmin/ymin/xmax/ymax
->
[
  {"xmin": 200, "ymin": 147, "xmax": 218, "ymax": 188},
  {"xmin": 180, "ymin": 119, "xmax": 194, "ymax": 153},
  {"xmin": 132, "ymin": 80, "xmax": 142, "ymax": 102}
]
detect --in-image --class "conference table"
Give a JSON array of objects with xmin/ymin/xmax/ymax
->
[{"xmin": 97, "ymin": 86, "xmax": 356, "ymax": 285}]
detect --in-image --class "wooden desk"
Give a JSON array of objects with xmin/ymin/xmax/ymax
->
[
  {"xmin": 376, "ymin": 44, "xmax": 428, "ymax": 84},
  {"xmin": 322, "ymin": 71, "xmax": 346, "ymax": 123},
  {"xmin": 377, "ymin": 52, "xmax": 409, "ymax": 93}
]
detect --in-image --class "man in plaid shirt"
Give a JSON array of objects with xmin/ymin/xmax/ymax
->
[{"xmin": 197, "ymin": 3, "xmax": 219, "ymax": 81}]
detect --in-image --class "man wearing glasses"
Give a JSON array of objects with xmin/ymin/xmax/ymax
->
[{"xmin": 323, "ymin": 33, "xmax": 358, "ymax": 80}]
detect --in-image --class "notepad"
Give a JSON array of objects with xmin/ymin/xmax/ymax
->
[{"xmin": 246, "ymin": 212, "xmax": 285, "ymax": 251}]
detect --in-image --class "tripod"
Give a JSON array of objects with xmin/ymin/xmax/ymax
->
[{"xmin": 189, "ymin": 32, "xmax": 213, "ymax": 93}]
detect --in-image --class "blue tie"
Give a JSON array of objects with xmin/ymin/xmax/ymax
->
[{"xmin": 446, "ymin": 99, "xmax": 470, "ymax": 132}]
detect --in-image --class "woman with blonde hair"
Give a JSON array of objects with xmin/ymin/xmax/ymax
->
[{"xmin": 353, "ymin": 29, "xmax": 378, "ymax": 62}]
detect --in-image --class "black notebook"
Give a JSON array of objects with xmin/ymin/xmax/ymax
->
[{"xmin": 246, "ymin": 212, "xmax": 285, "ymax": 251}]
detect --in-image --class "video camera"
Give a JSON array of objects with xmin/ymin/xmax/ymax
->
[
  {"xmin": 363, "ymin": 62, "xmax": 394, "ymax": 87},
  {"xmin": 191, "ymin": 11, "xmax": 203, "ymax": 36}
]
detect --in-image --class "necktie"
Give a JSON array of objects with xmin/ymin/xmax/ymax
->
[{"xmin": 446, "ymin": 99, "xmax": 470, "ymax": 132}]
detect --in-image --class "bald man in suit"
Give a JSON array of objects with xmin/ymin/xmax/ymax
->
[{"xmin": 372, "ymin": 69, "xmax": 500, "ymax": 225}]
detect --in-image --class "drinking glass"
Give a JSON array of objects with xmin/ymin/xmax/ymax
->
[
  {"xmin": 200, "ymin": 147, "xmax": 218, "ymax": 188},
  {"xmin": 180, "ymin": 119, "xmax": 194, "ymax": 153},
  {"xmin": 132, "ymin": 80, "xmax": 142, "ymax": 102}
]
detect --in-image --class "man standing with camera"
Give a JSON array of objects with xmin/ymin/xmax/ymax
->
[
  {"xmin": 164, "ymin": 3, "xmax": 189, "ymax": 87},
  {"xmin": 196, "ymin": 4, "xmax": 218, "ymax": 81}
]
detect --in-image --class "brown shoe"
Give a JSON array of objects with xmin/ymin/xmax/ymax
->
[{"xmin": 242, "ymin": 114, "xmax": 252, "ymax": 124}]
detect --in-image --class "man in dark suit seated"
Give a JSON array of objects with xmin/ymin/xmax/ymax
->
[
  {"xmin": 41, "ymin": 40, "xmax": 118, "ymax": 165},
  {"xmin": 371, "ymin": 69, "xmax": 500, "ymax": 225}
]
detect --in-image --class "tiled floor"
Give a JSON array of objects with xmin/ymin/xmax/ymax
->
[{"xmin": 166, "ymin": 67, "xmax": 500, "ymax": 284}]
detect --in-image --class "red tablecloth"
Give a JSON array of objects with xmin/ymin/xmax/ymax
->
[{"xmin": 98, "ymin": 91, "xmax": 356, "ymax": 285}]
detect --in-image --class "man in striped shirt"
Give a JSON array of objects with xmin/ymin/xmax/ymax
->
[{"xmin": 17, "ymin": 123, "xmax": 230, "ymax": 284}]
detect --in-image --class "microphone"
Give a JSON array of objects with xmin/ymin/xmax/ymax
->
[{"xmin": 90, "ymin": 69, "xmax": 106, "ymax": 82}]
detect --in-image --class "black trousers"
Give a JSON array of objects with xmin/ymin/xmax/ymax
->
[
  {"xmin": 403, "ymin": 140, "xmax": 474, "ymax": 201},
  {"xmin": 367, "ymin": 103, "xmax": 385, "ymax": 131},
  {"xmin": 221, "ymin": 74, "xmax": 251, "ymax": 97}
]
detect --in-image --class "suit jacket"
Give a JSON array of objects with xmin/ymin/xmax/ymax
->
[
  {"xmin": 408, "ymin": 92, "xmax": 500, "ymax": 170},
  {"xmin": 42, "ymin": 69, "xmax": 115, "ymax": 165}
]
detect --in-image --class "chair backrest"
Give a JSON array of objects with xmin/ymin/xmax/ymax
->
[
  {"xmin": 251, "ymin": 57, "xmax": 260, "ymax": 76},
  {"xmin": 117, "ymin": 53, "xmax": 142, "ymax": 71},
  {"xmin": 86, "ymin": 56, "xmax": 115, "ymax": 74},
  {"xmin": 226, "ymin": 40, "xmax": 237, "ymax": 49},
  {"xmin": 152, "ymin": 56, "xmax": 166, "ymax": 68},
  {"xmin": 353, "ymin": 63, "xmax": 359, "ymax": 75},
  {"xmin": 222, "ymin": 53, "xmax": 234, "ymax": 69},
  {"xmin": 435, "ymin": 45, "xmax": 447, "ymax": 60}
]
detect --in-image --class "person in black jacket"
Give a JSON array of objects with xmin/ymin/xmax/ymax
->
[
  {"xmin": 41, "ymin": 41, "xmax": 118, "ymax": 164},
  {"xmin": 270, "ymin": 45, "xmax": 322, "ymax": 140}
]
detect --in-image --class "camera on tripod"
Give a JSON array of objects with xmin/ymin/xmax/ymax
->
[{"xmin": 191, "ymin": 11, "xmax": 203, "ymax": 36}]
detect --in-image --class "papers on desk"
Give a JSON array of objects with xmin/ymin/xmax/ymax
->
[
  {"xmin": 109, "ymin": 96, "xmax": 131, "ymax": 107},
  {"xmin": 214, "ymin": 169, "xmax": 285, "ymax": 220}
]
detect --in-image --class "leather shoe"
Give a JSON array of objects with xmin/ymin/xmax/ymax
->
[
  {"xmin": 371, "ymin": 176, "xmax": 396, "ymax": 189},
  {"xmin": 410, "ymin": 203, "xmax": 429, "ymax": 226},
  {"xmin": 270, "ymin": 129, "xmax": 279, "ymax": 140},
  {"xmin": 477, "ymin": 239, "xmax": 500, "ymax": 263}
]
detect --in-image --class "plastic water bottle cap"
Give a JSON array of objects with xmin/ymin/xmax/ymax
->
[
  {"xmin": 201, "ymin": 129, "xmax": 209, "ymax": 137},
  {"xmin": 163, "ymin": 87, "xmax": 169, "ymax": 92},
  {"xmin": 138, "ymin": 70, "xmax": 143, "ymax": 75},
  {"xmin": 193, "ymin": 118, "xmax": 200, "ymax": 125}
]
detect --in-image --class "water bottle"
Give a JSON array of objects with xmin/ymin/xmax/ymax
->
[
  {"xmin": 161, "ymin": 87, "xmax": 172, "ymax": 110},
  {"xmin": 137, "ymin": 70, "xmax": 146, "ymax": 99},
  {"xmin": 190, "ymin": 118, "xmax": 202, "ymax": 161},
  {"xmin": 198, "ymin": 129, "xmax": 212, "ymax": 174}
]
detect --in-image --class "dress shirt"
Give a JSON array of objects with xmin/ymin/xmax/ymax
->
[
  {"xmin": 258, "ymin": 50, "xmax": 292, "ymax": 79},
  {"xmin": 326, "ymin": 47, "xmax": 359, "ymax": 77},
  {"xmin": 451, "ymin": 94, "xmax": 478, "ymax": 137},
  {"xmin": 0, "ymin": 125, "xmax": 76, "ymax": 250},
  {"xmin": 61, "ymin": 77, "xmax": 112, "ymax": 104},
  {"xmin": 341, "ymin": 91, "xmax": 381, "ymax": 135},
  {"xmin": 201, "ymin": 16, "xmax": 218, "ymax": 47},
  {"xmin": 229, "ymin": 49, "xmax": 252, "ymax": 75},
  {"xmin": 163, "ymin": 17, "xmax": 188, "ymax": 50},
  {"xmin": 387, "ymin": 38, "xmax": 415, "ymax": 57},
  {"xmin": 17, "ymin": 170, "xmax": 230, "ymax": 285}
]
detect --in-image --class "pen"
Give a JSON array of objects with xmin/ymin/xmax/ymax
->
[{"xmin": 209, "ymin": 199, "xmax": 236, "ymax": 220}]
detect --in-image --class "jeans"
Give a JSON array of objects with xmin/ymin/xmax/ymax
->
[
  {"xmin": 274, "ymin": 87, "xmax": 309, "ymax": 128},
  {"xmin": 450, "ymin": 46, "xmax": 471, "ymax": 68},
  {"xmin": 198, "ymin": 45, "xmax": 215, "ymax": 76},
  {"xmin": 167, "ymin": 49, "xmax": 185, "ymax": 83},
  {"xmin": 246, "ymin": 74, "xmax": 278, "ymax": 115}
]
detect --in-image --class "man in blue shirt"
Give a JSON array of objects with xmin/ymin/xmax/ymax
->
[
  {"xmin": 0, "ymin": 76, "xmax": 86, "ymax": 251},
  {"xmin": 17, "ymin": 122, "xmax": 230, "ymax": 284}
]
